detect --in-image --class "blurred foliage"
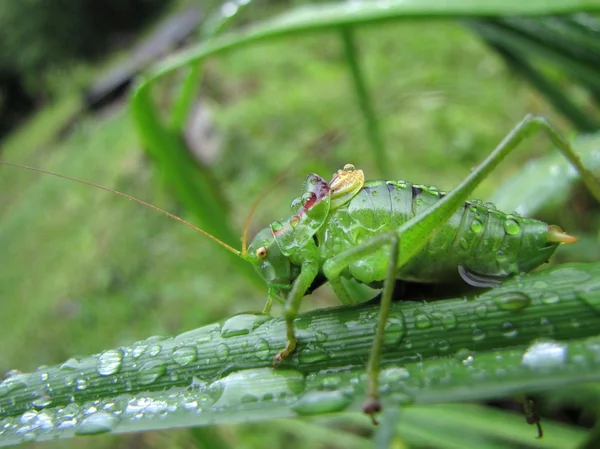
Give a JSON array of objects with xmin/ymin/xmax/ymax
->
[
  {"xmin": 469, "ymin": 14, "xmax": 600, "ymax": 132},
  {"xmin": 0, "ymin": 0, "xmax": 170, "ymax": 85},
  {"xmin": 0, "ymin": 0, "xmax": 171, "ymax": 136}
]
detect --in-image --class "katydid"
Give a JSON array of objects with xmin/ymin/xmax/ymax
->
[{"xmin": 2, "ymin": 115, "xmax": 600, "ymax": 427}]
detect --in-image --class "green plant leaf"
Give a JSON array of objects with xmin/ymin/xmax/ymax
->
[
  {"xmin": 1, "ymin": 262, "xmax": 598, "ymax": 446},
  {"xmin": 491, "ymin": 131, "xmax": 600, "ymax": 215}
]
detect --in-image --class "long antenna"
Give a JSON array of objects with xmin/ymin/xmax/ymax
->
[
  {"xmin": 0, "ymin": 161, "xmax": 242, "ymax": 257},
  {"xmin": 241, "ymin": 167, "xmax": 294, "ymax": 255}
]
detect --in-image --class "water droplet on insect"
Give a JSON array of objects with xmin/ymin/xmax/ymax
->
[
  {"xmin": 483, "ymin": 202, "xmax": 496, "ymax": 210},
  {"xmin": 372, "ymin": 190, "xmax": 378, "ymax": 196},
  {"xmin": 414, "ymin": 311, "xmax": 432, "ymax": 329},
  {"xmin": 343, "ymin": 164, "xmax": 355, "ymax": 171},
  {"xmin": 501, "ymin": 322, "xmax": 518, "ymax": 338},
  {"xmin": 522, "ymin": 340, "xmax": 567, "ymax": 368},
  {"xmin": 290, "ymin": 197, "xmax": 302, "ymax": 212},
  {"xmin": 309, "ymin": 177, "xmax": 317, "ymax": 185},
  {"xmin": 293, "ymin": 390, "xmax": 352, "ymax": 416},
  {"xmin": 470, "ymin": 220, "xmax": 483, "ymax": 233},
  {"xmin": 416, "ymin": 198, "xmax": 424, "ymax": 206},
  {"xmin": 271, "ymin": 221, "xmax": 283, "ymax": 231},
  {"xmin": 97, "ymin": 349, "xmax": 123, "ymax": 376},
  {"xmin": 172, "ymin": 346, "xmax": 198, "ymax": 366},
  {"xmin": 216, "ymin": 343, "xmax": 231, "ymax": 361},
  {"xmin": 493, "ymin": 291, "xmax": 531, "ymax": 311},
  {"xmin": 253, "ymin": 339, "xmax": 270, "ymax": 361},
  {"xmin": 137, "ymin": 361, "xmax": 166, "ymax": 385},
  {"xmin": 503, "ymin": 219, "xmax": 521, "ymax": 235},
  {"xmin": 301, "ymin": 192, "xmax": 314, "ymax": 206},
  {"xmin": 75, "ymin": 412, "xmax": 117, "ymax": 436},
  {"xmin": 472, "ymin": 328, "xmax": 486, "ymax": 342}
]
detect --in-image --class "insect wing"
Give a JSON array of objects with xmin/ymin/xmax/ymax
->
[{"xmin": 271, "ymin": 173, "xmax": 331, "ymax": 256}]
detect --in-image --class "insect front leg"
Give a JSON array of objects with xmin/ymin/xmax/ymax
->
[{"xmin": 273, "ymin": 258, "xmax": 319, "ymax": 364}]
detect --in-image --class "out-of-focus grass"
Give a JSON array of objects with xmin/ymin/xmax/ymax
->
[{"xmin": 0, "ymin": 20, "xmax": 583, "ymax": 449}]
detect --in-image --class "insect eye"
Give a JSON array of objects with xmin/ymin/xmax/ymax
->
[{"xmin": 256, "ymin": 246, "xmax": 268, "ymax": 259}]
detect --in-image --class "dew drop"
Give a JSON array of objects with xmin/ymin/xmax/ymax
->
[
  {"xmin": 315, "ymin": 331, "xmax": 328, "ymax": 342},
  {"xmin": 380, "ymin": 366, "xmax": 410, "ymax": 383},
  {"xmin": 131, "ymin": 345, "xmax": 147, "ymax": 359},
  {"xmin": 253, "ymin": 339, "xmax": 271, "ymax": 361},
  {"xmin": 137, "ymin": 361, "xmax": 166, "ymax": 385},
  {"xmin": 414, "ymin": 311, "xmax": 432, "ymax": 329},
  {"xmin": 384, "ymin": 315, "xmax": 406, "ymax": 345},
  {"xmin": 75, "ymin": 412, "xmax": 117, "ymax": 436},
  {"xmin": 216, "ymin": 343, "xmax": 231, "ymax": 361},
  {"xmin": 503, "ymin": 219, "xmax": 521, "ymax": 235},
  {"xmin": 474, "ymin": 304, "xmax": 487, "ymax": 318},
  {"xmin": 292, "ymin": 390, "xmax": 352, "ymax": 415},
  {"xmin": 172, "ymin": 346, "xmax": 198, "ymax": 366},
  {"xmin": 493, "ymin": 291, "xmax": 531, "ymax": 311},
  {"xmin": 271, "ymin": 221, "xmax": 283, "ymax": 232},
  {"xmin": 75, "ymin": 377, "xmax": 88, "ymax": 391},
  {"xmin": 416, "ymin": 198, "xmax": 424, "ymax": 206},
  {"xmin": 472, "ymin": 328, "xmax": 486, "ymax": 342},
  {"xmin": 290, "ymin": 197, "xmax": 302, "ymax": 212},
  {"xmin": 301, "ymin": 192, "xmax": 314, "ymax": 206},
  {"xmin": 97, "ymin": 349, "xmax": 124, "ymax": 376},
  {"xmin": 470, "ymin": 220, "xmax": 483, "ymax": 233},
  {"xmin": 522, "ymin": 340, "xmax": 567, "ymax": 369},
  {"xmin": 30, "ymin": 388, "xmax": 52, "ymax": 409},
  {"xmin": 431, "ymin": 311, "xmax": 458, "ymax": 330},
  {"xmin": 501, "ymin": 322, "xmax": 518, "ymax": 338},
  {"xmin": 221, "ymin": 313, "xmax": 269, "ymax": 338},
  {"xmin": 148, "ymin": 345, "xmax": 162, "ymax": 357},
  {"xmin": 541, "ymin": 292, "xmax": 560, "ymax": 305},
  {"xmin": 298, "ymin": 348, "xmax": 329, "ymax": 364}
]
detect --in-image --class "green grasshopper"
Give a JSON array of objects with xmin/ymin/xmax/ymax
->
[{"xmin": 3, "ymin": 115, "xmax": 600, "ymax": 426}]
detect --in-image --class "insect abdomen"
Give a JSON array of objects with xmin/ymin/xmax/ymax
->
[{"xmin": 323, "ymin": 180, "xmax": 559, "ymax": 284}]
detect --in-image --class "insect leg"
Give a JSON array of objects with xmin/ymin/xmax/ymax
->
[
  {"xmin": 363, "ymin": 234, "xmax": 399, "ymax": 424},
  {"xmin": 273, "ymin": 259, "xmax": 319, "ymax": 364}
]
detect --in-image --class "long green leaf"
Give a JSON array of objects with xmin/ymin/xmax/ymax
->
[{"xmin": 1, "ymin": 262, "xmax": 599, "ymax": 446}]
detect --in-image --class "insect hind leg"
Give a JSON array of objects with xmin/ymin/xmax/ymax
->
[{"xmin": 363, "ymin": 234, "xmax": 400, "ymax": 424}]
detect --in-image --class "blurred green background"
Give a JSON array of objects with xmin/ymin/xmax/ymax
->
[{"xmin": 1, "ymin": 0, "xmax": 599, "ymax": 447}]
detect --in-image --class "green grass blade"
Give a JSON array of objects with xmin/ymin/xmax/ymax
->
[
  {"xmin": 130, "ymin": 85, "xmax": 260, "ymax": 284},
  {"xmin": 144, "ymin": 1, "xmax": 600, "ymax": 88},
  {"xmin": 1, "ymin": 262, "xmax": 599, "ymax": 445},
  {"xmin": 472, "ymin": 33, "xmax": 600, "ymax": 132},
  {"xmin": 339, "ymin": 27, "xmax": 387, "ymax": 177}
]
